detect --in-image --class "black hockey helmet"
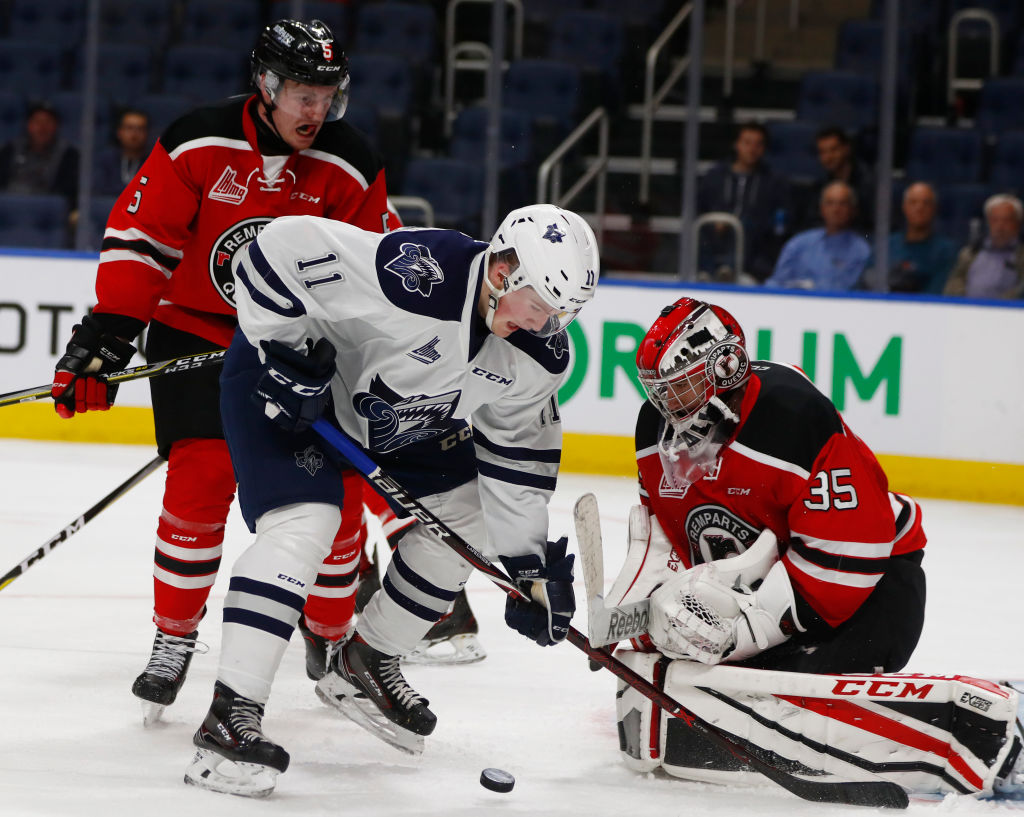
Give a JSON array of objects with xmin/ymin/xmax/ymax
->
[{"xmin": 251, "ymin": 19, "xmax": 350, "ymax": 121}]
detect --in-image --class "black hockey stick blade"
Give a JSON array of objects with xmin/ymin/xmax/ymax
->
[
  {"xmin": 0, "ymin": 455, "xmax": 164, "ymax": 591},
  {"xmin": 0, "ymin": 349, "xmax": 227, "ymax": 409},
  {"xmin": 310, "ymin": 420, "xmax": 908, "ymax": 809}
]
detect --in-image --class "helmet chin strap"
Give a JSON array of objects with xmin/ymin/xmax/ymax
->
[{"xmin": 482, "ymin": 268, "xmax": 507, "ymax": 331}]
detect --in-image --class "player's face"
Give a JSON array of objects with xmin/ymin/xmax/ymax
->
[
  {"xmin": 491, "ymin": 284, "xmax": 560, "ymax": 338},
  {"xmin": 266, "ymin": 78, "xmax": 338, "ymax": 149}
]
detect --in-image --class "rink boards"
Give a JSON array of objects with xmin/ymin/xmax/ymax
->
[{"xmin": 2, "ymin": 250, "xmax": 1022, "ymax": 505}]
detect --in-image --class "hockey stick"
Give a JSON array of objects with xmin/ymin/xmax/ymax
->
[
  {"xmin": 0, "ymin": 455, "xmax": 164, "ymax": 591},
  {"xmin": 0, "ymin": 349, "xmax": 227, "ymax": 409},
  {"xmin": 310, "ymin": 419, "xmax": 909, "ymax": 809}
]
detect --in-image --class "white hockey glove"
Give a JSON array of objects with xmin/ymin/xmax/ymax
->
[{"xmin": 648, "ymin": 559, "xmax": 804, "ymax": 665}]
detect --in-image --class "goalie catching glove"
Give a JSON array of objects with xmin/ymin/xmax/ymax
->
[
  {"xmin": 500, "ymin": 536, "xmax": 576, "ymax": 647},
  {"xmin": 253, "ymin": 338, "xmax": 337, "ymax": 433},
  {"xmin": 51, "ymin": 315, "xmax": 136, "ymax": 417},
  {"xmin": 648, "ymin": 559, "xmax": 804, "ymax": 665}
]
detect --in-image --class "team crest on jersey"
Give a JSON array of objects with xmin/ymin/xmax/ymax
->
[
  {"xmin": 208, "ymin": 217, "xmax": 273, "ymax": 306},
  {"xmin": 383, "ymin": 242, "xmax": 444, "ymax": 296},
  {"xmin": 295, "ymin": 445, "xmax": 324, "ymax": 476},
  {"xmin": 353, "ymin": 375, "xmax": 460, "ymax": 453},
  {"xmin": 684, "ymin": 504, "xmax": 760, "ymax": 565},
  {"xmin": 546, "ymin": 331, "xmax": 568, "ymax": 359}
]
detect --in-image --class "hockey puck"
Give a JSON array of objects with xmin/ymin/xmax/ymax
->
[{"xmin": 479, "ymin": 768, "xmax": 515, "ymax": 793}]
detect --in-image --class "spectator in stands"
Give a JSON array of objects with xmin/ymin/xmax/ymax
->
[
  {"xmin": 943, "ymin": 193, "xmax": 1024, "ymax": 299},
  {"xmin": 93, "ymin": 108, "xmax": 150, "ymax": 197},
  {"xmin": 887, "ymin": 182, "xmax": 956, "ymax": 294},
  {"xmin": 766, "ymin": 180, "xmax": 871, "ymax": 291},
  {"xmin": 0, "ymin": 100, "xmax": 79, "ymax": 205},
  {"xmin": 800, "ymin": 125, "xmax": 874, "ymax": 233},
  {"xmin": 697, "ymin": 121, "xmax": 790, "ymax": 283}
]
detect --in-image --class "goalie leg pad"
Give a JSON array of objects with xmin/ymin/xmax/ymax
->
[{"xmin": 652, "ymin": 661, "xmax": 1020, "ymax": 797}]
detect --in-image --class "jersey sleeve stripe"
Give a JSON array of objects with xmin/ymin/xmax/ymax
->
[
  {"xmin": 784, "ymin": 549, "xmax": 884, "ymax": 589},
  {"xmin": 104, "ymin": 227, "xmax": 184, "ymax": 260},
  {"xmin": 729, "ymin": 439, "xmax": 812, "ymax": 480},
  {"xmin": 788, "ymin": 529, "xmax": 895, "ymax": 559},
  {"xmin": 299, "ymin": 147, "xmax": 369, "ymax": 190},
  {"xmin": 476, "ymin": 460, "xmax": 557, "ymax": 491},
  {"xmin": 101, "ymin": 236, "xmax": 183, "ymax": 274},
  {"xmin": 166, "ymin": 135, "xmax": 251, "ymax": 161},
  {"xmin": 473, "ymin": 429, "xmax": 561, "ymax": 463},
  {"xmin": 98, "ymin": 247, "xmax": 175, "ymax": 278},
  {"xmin": 789, "ymin": 536, "xmax": 891, "ymax": 574}
]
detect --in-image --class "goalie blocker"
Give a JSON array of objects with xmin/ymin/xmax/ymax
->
[{"xmin": 615, "ymin": 653, "xmax": 1024, "ymax": 799}]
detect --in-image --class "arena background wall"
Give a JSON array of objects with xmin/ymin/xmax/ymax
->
[{"xmin": 3, "ymin": 250, "xmax": 1022, "ymax": 505}]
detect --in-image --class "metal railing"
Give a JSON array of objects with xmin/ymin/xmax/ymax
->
[
  {"xmin": 390, "ymin": 196, "xmax": 435, "ymax": 228},
  {"xmin": 691, "ymin": 212, "xmax": 745, "ymax": 280},
  {"xmin": 443, "ymin": 0, "xmax": 523, "ymax": 137},
  {"xmin": 946, "ymin": 8, "xmax": 1000, "ymax": 109},
  {"xmin": 640, "ymin": 3, "xmax": 693, "ymax": 204},
  {"xmin": 536, "ymin": 107, "xmax": 609, "ymax": 247}
]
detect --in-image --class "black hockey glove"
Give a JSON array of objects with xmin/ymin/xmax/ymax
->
[
  {"xmin": 500, "ymin": 536, "xmax": 576, "ymax": 647},
  {"xmin": 51, "ymin": 315, "xmax": 136, "ymax": 418},
  {"xmin": 253, "ymin": 337, "xmax": 337, "ymax": 433}
]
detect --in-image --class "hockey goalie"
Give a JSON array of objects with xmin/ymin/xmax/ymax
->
[{"xmin": 606, "ymin": 297, "xmax": 1024, "ymax": 800}]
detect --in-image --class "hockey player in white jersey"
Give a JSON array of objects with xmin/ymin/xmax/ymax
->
[{"xmin": 183, "ymin": 204, "xmax": 599, "ymax": 796}]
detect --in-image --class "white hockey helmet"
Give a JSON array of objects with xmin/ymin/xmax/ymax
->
[{"xmin": 483, "ymin": 204, "xmax": 599, "ymax": 337}]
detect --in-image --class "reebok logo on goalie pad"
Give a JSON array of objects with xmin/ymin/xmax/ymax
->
[{"xmin": 605, "ymin": 607, "xmax": 650, "ymax": 642}]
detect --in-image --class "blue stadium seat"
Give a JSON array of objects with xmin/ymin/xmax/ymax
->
[
  {"xmin": 934, "ymin": 183, "xmax": 991, "ymax": 248},
  {"xmin": 835, "ymin": 20, "xmax": 914, "ymax": 95},
  {"xmin": 72, "ymin": 44, "xmax": 153, "ymax": 104},
  {"xmin": 347, "ymin": 54, "xmax": 414, "ymax": 120},
  {"xmin": 0, "ymin": 194, "xmax": 69, "ymax": 249},
  {"xmin": 904, "ymin": 127, "xmax": 983, "ymax": 185},
  {"xmin": 49, "ymin": 90, "xmax": 113, "ymax": 146},
  {"xmin": 161, "ymin": 46, "xmax": 248, "ymax": 103},
  {"xmin": 342, "ymin": 102, "xmax": 379, "ymax": 143},
  {"xmin": 503, "ymin": 59, "xmax": 582, "ymax": 135},
  {"xmin": 0, "ymin": 90, "xmax": 23, "ymax": 144},
  {"xmin": 975, "ymin": 78, "xmax": 1024, "ymax": 138},
  {"xmin": 132, "ymin": 93, "xmax": 194, "ymax": 143},
  {"xmin": 796, "ymin": 71, "xmax": 879, "ymax": 132},
  {"xmin": 0, "ymin": 40, "xmax": 65, "ymax": 98},
  {"xmin": 82, "ymin": 194, "xmax": 120, "ymax": 252},
  {"xmin": 449, "ymin": 105, "xmax": 533, "ymax": 168},
  {"xmin": 180, "ymin": 0, "xmax": 262, "ymax": 50},
  {"xmin": 588, "ymin": 0, "xmax": 667, "ymax": 33},
  {"xmin": 354, "ymin": 2, "xmax": 438, "ymax": 68},
  {"xmin": 764, "ymin": 120, "xmax": 821, "ymax": 182},
  {"xmin": 988, "ymin": 132, "xmax": 1024, "ymax": 194},
  {"xmin": 547, "ymin": 11, "xmax": 625, "ymax": 80},
  {"xmin": 8, "ymin": 0, "xmax": 83, "ymax": 49},
  {"xmin": 400, "ymin": 157, "xmax": 484, "ymax": 235},
  {"xmin": 98, "ymin": 0, "xmax": 175, "ymax": 51}
]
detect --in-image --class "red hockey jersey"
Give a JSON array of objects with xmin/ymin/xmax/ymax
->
[
  {"xmin": 636, "ymin": 361, "xmax": 925, "ymax": 632},
  {"xmin": 93, "ymin": 94, "xmax": 395, "ymax": 346}
]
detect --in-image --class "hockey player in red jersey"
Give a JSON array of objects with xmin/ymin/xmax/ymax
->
[
  {"xmin": 607, "ymin": 298, "xmax": 1024, "ymax": 798},
  {"xmin": 48, "ymin": 18, "xmax": 414, "ymax": 724}
]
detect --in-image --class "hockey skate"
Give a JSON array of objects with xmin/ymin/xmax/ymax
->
[
  {"xmin": 131, "ymin": 628, "xmax": 207, "ymax": 726},
  {"xmin": 404, "ymin": 590, "xmax": 486, "ymax": 665},
  {"xmin": 184, "ymin": 681, "xmax": 290, "ymax": 798},
  {"xmin": 315, "ymin": 633, "xmax": 436, "ymax": 755},
  {"xmin": 296, "ymin": 617, "xmax": 349, "ymax": 681}
]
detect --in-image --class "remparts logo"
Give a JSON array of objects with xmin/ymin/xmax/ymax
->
[
  {"xmin": 294, "ymin": 445, "xmax": 324, "ymax": 476},
  {"xmin": 208, "ymin": 217, "xmax": 273, "ymax": 306},
  {"xmin": 684, "ymin": 504, "xmax": 760, "ymax": 565},
  {"xmin": 384, "ymin": 242, "xmax": 444, "ymax": 296}
]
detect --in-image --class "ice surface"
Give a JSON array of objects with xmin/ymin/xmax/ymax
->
[{"xmin": 1, "ymin": 439, "xmax": 1022, "ymax": 816}]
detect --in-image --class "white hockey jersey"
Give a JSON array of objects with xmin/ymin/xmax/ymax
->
[{"xmin": 232, "ymin": 214, "xmax": 572, "ymax": 560}]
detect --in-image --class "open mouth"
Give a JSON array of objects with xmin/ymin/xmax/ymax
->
[{"xmin": 296, "ymin": 124, "xmax": 316, "ymax": 137}]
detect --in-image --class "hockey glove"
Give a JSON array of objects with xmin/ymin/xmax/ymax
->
[
  {"xmin": 253, "ymin": 337, "xmax": 337, "ymax": 433},
  {"xmin": 648, "ymin": 560, "xmax": 804, "ymax": 665},
  {"xmin": 500, "ymin": 536, "xmax": 576, "ymax": 647},
  {"xmin": 51, "ymin": 315, "xmax": 136, "ymax": 418}
]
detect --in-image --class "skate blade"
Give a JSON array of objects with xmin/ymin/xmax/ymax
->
[
  {"xmin": 314, "ymin": 676, "xmax": 424, "ymax": 756},
  {"xmin": 184, "ymin": 748, "xmax": 278, "ymax": 798},
  {"xmin": 140, "ymin": 700, "xmax": 167, "ymax": 728},
  {"xmin": 404, "ymin": 634, "xmax": 487, "ymax": 666}
]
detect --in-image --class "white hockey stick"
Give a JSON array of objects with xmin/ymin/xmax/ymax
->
[{"xmin": 573, "ymin": 493, "xmax": 649, "ymax": 647}]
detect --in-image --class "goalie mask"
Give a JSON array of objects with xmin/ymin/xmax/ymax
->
[
  {"xmin": 251, "ymin": 19, "xmax": 350, "ymax": 122},
  {"xmin": 483, "ymin": 205, "xmax": 599, "ymax": 337},
  {"xmin": 636, "ymin": 298, "xmax": 750, "ymax": 488}
]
